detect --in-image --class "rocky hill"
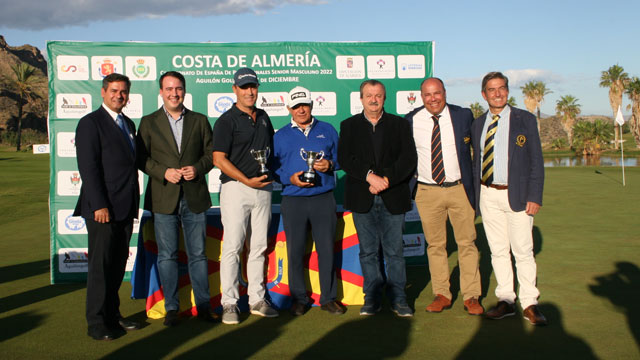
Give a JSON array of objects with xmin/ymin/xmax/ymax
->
[{"xmin": 0, "ymin": 35, "xmax": 48, "ymax": 132}]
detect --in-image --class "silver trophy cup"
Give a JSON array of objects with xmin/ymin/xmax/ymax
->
[
  {"xmin": 299, "ymin": 148, "xmax": 324, "ymax": 184},
  {"xmin": 250, "ymin": 147, "xmax": 271, "ymax": 181}
]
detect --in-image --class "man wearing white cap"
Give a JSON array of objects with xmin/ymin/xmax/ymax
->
[{"xmin": 273, "ymin": 86, "xmax": 343, "ymax": 316}]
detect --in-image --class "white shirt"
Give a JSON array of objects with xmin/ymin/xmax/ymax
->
[{"xmin": 412, "ymin": 105, "xmax": 461, "ymax": 183}]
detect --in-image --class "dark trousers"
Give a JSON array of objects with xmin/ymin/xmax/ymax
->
[
  {"xmin": 281, "ymin": 191, "xmax": 337, "ymax": 305},
  {"xmin": 85, "ymin": 218, "xmax": 133, "ymax": 329}
]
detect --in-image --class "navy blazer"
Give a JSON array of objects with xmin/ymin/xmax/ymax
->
[
  {"xmin": 405, "ymin": 104, "xmax": 475, "ymax": 210},
  {"xmin": 338, "ymin": 110, "xmax": 417, "ymax": 215},
  {"xmin": 74, "ymin": 106, "xmax": 140, "ymax": 221},
  {"xmin": 471, "ymin": 106, "xmax": 544, "ymax": 212}
]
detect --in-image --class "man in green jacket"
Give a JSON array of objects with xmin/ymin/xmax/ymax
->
[{"xmin": 137, "ymin": 71, "xmax": 215, "ymax": 326}]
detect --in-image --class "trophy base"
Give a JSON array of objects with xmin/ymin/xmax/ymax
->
[
  {"xmin": 299, "ymin": 172, "xmax": 316, "ymax": 184},
  {"xmin": 258, "ymin": 170, "xmax": 272, "ymax": 182}
]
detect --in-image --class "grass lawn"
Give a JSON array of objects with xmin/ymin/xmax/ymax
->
[{"xmin": 0, "ymin": 145, "xmax": 638, "ymax": 359}]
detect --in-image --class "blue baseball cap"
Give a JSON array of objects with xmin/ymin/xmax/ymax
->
[{"xmin": 233, "ymin": 67, "xmax": 259, "ymax": 87}]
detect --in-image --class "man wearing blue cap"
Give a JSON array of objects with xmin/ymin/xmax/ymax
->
[{"xmin": 212, "ymin": 68, "xmax": 278, "ymax": 324}]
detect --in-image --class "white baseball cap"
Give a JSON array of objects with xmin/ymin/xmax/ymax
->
[{"xmin": 288, "ymin": 86, "xmax": 312, "ymax": 108}]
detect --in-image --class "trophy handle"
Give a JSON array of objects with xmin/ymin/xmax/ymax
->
[
  {"xmin": 250, "ymin": 149, "xmax": 256, "ymax": 158},
  {"xmin": 300, "ymin": 148, "xmax": 308, "ymax": 160},
  {"xmin": 317, "ymin": 151, "xmax": 325, "ymax": 161}
]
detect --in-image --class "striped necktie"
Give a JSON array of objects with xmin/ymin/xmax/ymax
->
[
  {"xmin": 481, "ymin": 114, "xmax": 500, "ymax": 185},
  {"xmin": 431, "ymin": 115, "xmax": 445, "ymax": 184}
]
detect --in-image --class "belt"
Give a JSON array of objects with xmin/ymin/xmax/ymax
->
[
  {"xmin": 418, "ymin": 179, "xmax": 461, "ymax": 188},
  {"xmin": 481, "ymin": 181, "xmax": 508, "ymax": 190}
]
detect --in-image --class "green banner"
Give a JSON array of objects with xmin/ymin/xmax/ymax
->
[{"xmin": 47, "ymin": 41, "xmax": 433, "ymax": 283}]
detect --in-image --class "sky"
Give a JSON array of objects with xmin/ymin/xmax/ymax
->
[{"xmin": 1, "ymin": 0, "xmax": 639, "ymax": 116}]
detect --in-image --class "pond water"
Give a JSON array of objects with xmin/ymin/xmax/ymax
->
[{"xmin": 544, "ymin": 156, "xmax": 639, "ymax": 167}]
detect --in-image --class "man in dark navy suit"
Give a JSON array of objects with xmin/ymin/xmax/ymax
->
[
  {"xmin": 74, "ymin": 73, "xmax": 140, "ymax": 340},
  {"xmin": 405, "ymin": 78, "xmax": 483, "ymax": 316},
  {"xmin": 472, "ymin": 71, "xmax": 546, "ymax": 325}
]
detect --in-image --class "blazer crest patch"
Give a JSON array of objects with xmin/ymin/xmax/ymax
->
[{"xmin": 516, "ymin": 135, "xmax": 526, "ymax": 147}]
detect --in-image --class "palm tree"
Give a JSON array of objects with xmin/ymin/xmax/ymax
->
[
  {"xmin": 521, "ymin": 80, "xmax": 552, "ymax": 131},
  {"xmin": 507, "ymin": 96, "xmax": 517, "ymax": 107},
  {"xmin": 555, "ymin": 95, "xmax": 581, "ymax": 145},
  {"xmin": 5, "ymin": 63, "xmax": 41, "ymax": 151},
  {"xmin": 599, "ymin": 64, "xmax": 630, "ymax": 149},
  {"xmin": 572, "ymin": 119, "xmax": 613, "ymax": 155},
  {"xmin": 469, "ymin": 102, "xmax": 485, "ymax": 119},
  {"xmin": 625, "ymin": 76, "xmax": 640, "ymax": 148}
]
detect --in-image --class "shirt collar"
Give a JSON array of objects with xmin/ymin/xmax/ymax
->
[
  {"xmin": 163, "ymin": 105, "xmax": 185, "ymax": 121},
  {"xmin": 101, "ymin": 103, "xmax": 121, "ymax": 122}
]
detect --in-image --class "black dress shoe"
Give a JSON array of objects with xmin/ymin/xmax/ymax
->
[
  {"xmin": 485, "ymin": 301, "xmax": 516, "ymax": 320},
  {"xmin": 523, "ymin": 305, "xmax": 548, "ymax": 326},
  {"xmin": 290, "ymin": 302, "xmax": 308, "ymax": 316},
  {"xmin": 88, "ymin": 325, "xmax": 116, "ymax": 341},
  {"xmin": 321, "ymin": 301, "xmax": 346, "ymax": 315},
  {"xmin": 164, "ymin": 310, "xmax": 179, "ymax": 327},
  {"xmin": 118, "ymin": 318, "xmax": 141, "ymax": 331},
  {"xmin": 197, "ymin": 305, "xmax": 220, "ymax": 323}
]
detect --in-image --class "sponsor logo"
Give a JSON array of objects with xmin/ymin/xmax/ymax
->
[
  {"xmin": 367, "ymin": 55, "xmax": 395, "ymax": 79},
  {"xmin": 215, "ymin": 96, "xmax": 234, "ymax": 113},
  {"xmin": 91, "ymin": 56, "xmax": 123, "ymax": 80},
  {"xmin": 404, "ymin": 201, "xmax": 421, "ymax": 222},
  {"xmin": 56, "ymin": 132, "xmax": 77, "ymax": 157},
  {"xmin": 58, "ymin": 170, "xmax": 82, "ymax": 196},
  {"xmin": 125, "ymin": 94, "xmax": 143, "ymax": 119},
  {"xmin": 57, "ymin": 55, "xmax": 89, "ymax": 80},
  {"xmin": 207, "ymin": 93, "xmax": 237, "ymax": 118},
  {"xmin": 58, "ymin": 248, "xmax": 89, "ymax": 272},
  {"xmin": 310, "ymin": 92, "xmax": 337, "ymax": 116},
  {"xmin": 291, "ymin": 91, "xmax": 306, "ymax": 100},
  {"xmin": 316, "ymin": 134, "xmax": 326, "ymax": 139},
  {"xmin": 407, "ymin": 92, "xmax": 417, "ymax": 105},
  {"xmin": 56, "ymin": 94, "xmax": 92, "ymax": 119},
  {"xmin": 402, "ymin": 233, "xmax": 426, "ymax": 257},
  {"xmin": 208, "ymin": 168, "xmax": 222, "ymax": 193},
  {"xmin": 395, "ymin": 90, "xmax": 423, "ymax": 115},
  {"xmin": 63, "ymin": 250, "xmax": 88, "ymax": 264},
  {"xmin": 336, "ymin": 56, "xmax": 365, "ymax": 80},
  {"xmin": 65, "ymin": 214, "xmax": 85, "ymax": 231},
  {"xmin": 256, "ymin": 92, "xmax": 288, "ymax": 117},
  {"xmin": 33, "ymin": 144, "xmax": 49, "ymax": 154},
  {"xmin": 349, "ymin": 92, "xmax": 364, "ymax": 115},
  {"xmin": 57, "ymin": 210, "xmax": 87, "ymax": 234},
  {"xmin": 397, "ymin": 55, "xmax": 426, "ymax": 79},
  {"xmin": 125, "ymin": 56, "xmax": 157, "ymax": 81}
]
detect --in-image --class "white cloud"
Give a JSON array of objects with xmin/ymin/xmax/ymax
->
[
  {"xmin": 0, "ymin": 0, "xmax": 325, "ymax": 30},
  {"xmin": 502, "ymin": 69, "xmax": 564, "ymax": 86}
]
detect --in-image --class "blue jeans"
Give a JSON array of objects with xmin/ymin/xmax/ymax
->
[
  {"xmin": 352, "ymin": 195, "xmax": 407, "ymax": 305},
  {"xmin": 154, "ymin": 197, "xmax": 210, "ymax": 311}
]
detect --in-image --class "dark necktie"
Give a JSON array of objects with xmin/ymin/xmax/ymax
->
[
  {"xmin": 481, "ymin": 114, "xmax": 500, "ymax": 185},
  {"xmin": 116, "ymin": 114, "xmax": 135, "ymax": 152},
  {"xmin": 431, "ymin": 115, "xmax": 445, "ymax": 184}
]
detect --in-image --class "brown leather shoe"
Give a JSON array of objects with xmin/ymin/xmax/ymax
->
[
  {"xmin": 463, "ymin": 297, "xmax": 484, "ymax": 315},
  {"xmin": 290, "ymin": 302, "xmax": 308, "ymax": 316},
  {"xmin": 485, "ymin": 301, "xmax": 516, "ymax": 320},
  {"xmin": 425, "ymin": 294, "xmax": 452, "ymax": 313},
  {"xmin": 321, "ymin": 301, "xmax": 346, "ymax": 315},
  {"xmin": 523, "ymin": 305, "xmax": 547, "ymax": 326}
]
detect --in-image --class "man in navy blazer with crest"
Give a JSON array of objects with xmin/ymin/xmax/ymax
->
[
  {"xmin": 471, "ymin": 71, "xmax": 546, "ymax": 325},
  {"xmin": 74, "ymin": 73, "xmax": 140, "ymax": 340},
  {"xmin": 405, "ymin": 78, "xmax": 483, "ymax": 316}
]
